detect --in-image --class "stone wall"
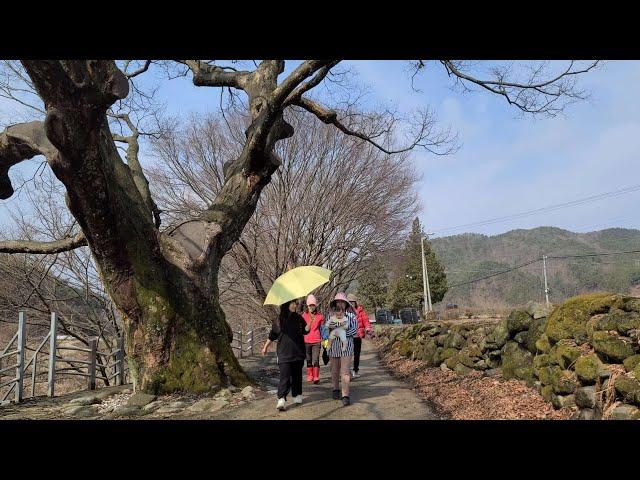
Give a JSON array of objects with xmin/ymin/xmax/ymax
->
[{"xmin": 376, "ymin": 293, "xmax": 640, "ymax": 420}]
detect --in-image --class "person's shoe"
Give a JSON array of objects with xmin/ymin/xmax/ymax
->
[
  {"xmin": 306, "ymin": 367, "xmax": 314, "ymax": 383},
  {"xmin": 350, "ymin": 369, "xmax": 356, "ymax": 378},
  {"xmin": 313, "ymin": 366, "xmax": 320, "ymax": 384},
  {"xmin": 342, "ymin": 396, "xmax": 351, "ymax": 406},
  {"xmin": 332, "ymin": 389, "xmax": 341, "ymax": 400},
  {"xmin": 352, "ymin": 370, "xmax": 359, "ymax": 378},
  {"xmin": 276, "ymin": 398, "xmax": 286, "ymax": 411},
  {"xmin": 292, "ymin": 395, "xmax": 303, "ymax": 405}
]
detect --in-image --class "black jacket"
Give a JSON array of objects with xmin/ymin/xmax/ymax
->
[{"xmin": 269, "ymin": 312, "xmax": 307, "ymax": 363}]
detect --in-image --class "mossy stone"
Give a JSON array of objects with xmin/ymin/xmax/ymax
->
[
  {"xmin": 507, "ymin": 310, "xmax": 533, "ymax": 335},
  {"xmin": 592, "ymin": 308, "xmax": 640, "ymax": 335},
  {"xmin": 591, "ymin": 331, "xmax": 635, "ymax": 362},
  {"xmin": 435, "ymin": 347, "xmax": 459, "ymax": 364},
  {"xmin": 444, "ymin": 332, "xmax": 465, "ymax": 349},
  {"xmin": 524, "ymin": 317, "xmax": 548, "ymax": 354},
  {"xmin": 551, "ymin": 393, "xmax": 575, "ymax": 409},
  {"xmin": 549, "ymin": 366, "xmax": 579, "ymax": 394},
  {"xmin": 485, "ymin": 318, "xmax": 509, "ymax": 349},
  {"xmin": 444, "ymin": 355, "xmax": 460, "ymax": 370},
  {"xmin": 454, "ymin": 363, "xmax": 472, "ymax": 376},
  {"xmin": 622, "ymin": 355, "xmax": 640, "ymax": 373},
  {"xmin": 536, "ymin": 366, "xmax": 552, "ymax": 385},
  {"xmin": 574, "ymin": 354, "xmax": 602, "ymax": 384},
  {"xmin": 541, "ymin": 385, "xmax": 554, "ymax": 402},
  {"xmin": 533, "ymin": 354, "xmax": 551, "ymax": 369},
  {"xmin": 614, "ymin": 375, "xmax": 640, "ymax": 405},
  {"xmin": 535, "ymin": 333, "xmax": 552, "ymax": 353},
  {"xmin": 501, "ymin": 341, "xmax": 534, "ymax": 384},
  {"xmin": 546, "ymin": 292, "xmax": 626, "ymax": 343},
  {"xmin": 550, "ymin": 340, "xmax": 582, "ymax": 369}
]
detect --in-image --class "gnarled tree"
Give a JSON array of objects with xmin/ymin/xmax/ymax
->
[{"xmin": 0, "ymin": 59, "xmax": 597, "ymax": 393}]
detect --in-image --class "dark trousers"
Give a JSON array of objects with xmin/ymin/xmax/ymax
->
[
  {"xmin": 353, "ymin": 337, "xmax": 362, "ymax": 372},
  {"xmin": 277, "ymin": 360, "xmax": 304, "ymax": 400},
  {"xmin": 305, "ymin": 343, "xmax": 321, "ymax": 367}
]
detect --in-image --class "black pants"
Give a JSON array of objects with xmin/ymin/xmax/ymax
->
[
  {"xmin": 277, "ymin": 360, "xmax": 304, "ymax": 400},
  {"xmin": 353, "ymin": 337, "xmax": 362, "ymax": 372},
  {"xmin": 305, "ymin": 343, "xmax": 321, "ymax": 367}
]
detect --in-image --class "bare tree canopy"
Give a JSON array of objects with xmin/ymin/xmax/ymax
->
[{"xmin": 0, "ymin": 59, "xmax": 597, "ymax": 394}]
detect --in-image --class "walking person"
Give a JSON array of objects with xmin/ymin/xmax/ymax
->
[
  {"xmin": 262, "ymin": 299, "xmax": 310, "ymax": 411},
  {"xmin": 302, "ymin": 294, "xmax": 324, "ymax": 384},
  {"xmin": 325, "ymin": 292, "xmax": 358, "ymax": 406},
  {"xmin": 347, "ymin": 293, "xmax": 372, "ymax": 379}
]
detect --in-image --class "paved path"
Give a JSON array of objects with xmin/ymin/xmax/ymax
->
[{"xmin": 214, "ymin": 339, "xmax": 437, "ymax": 420}]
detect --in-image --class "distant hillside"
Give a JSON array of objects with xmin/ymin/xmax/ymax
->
[{"xmin": 430, "ymin": 227, "xmax": 640, "ymax": 309}]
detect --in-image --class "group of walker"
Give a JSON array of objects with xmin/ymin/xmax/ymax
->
[{"xmin": 262, "ymin": 292, "xmax": 372, "ymax": 411}]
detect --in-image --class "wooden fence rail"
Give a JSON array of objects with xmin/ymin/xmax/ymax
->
[
  {"xmin": 0, "ymin": 312, "xmax": 129, "ymax": 406},
  {"xmin": 231, "ymin": 326, "xmax": 270, "ymax": 359}
]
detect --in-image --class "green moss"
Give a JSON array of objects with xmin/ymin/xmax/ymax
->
[
  {"xmin": 445, "ymin": 355, "xmax": 460, "ymax": 370},
  {"xmin": 524, "ymin": 317, "xmax": 548, "ymax": 354},
  {"xmin": 535, "ymin": 333, "xmax": 551, "ymax": 353},
  {"xmin": 549, "ymin": 366, "xmax": 579, "ymax": 394},
  {"xmin": 536, "ymin": 366, "xmax": 552, "ymax": 385},
  {"xmin": 574, "ymin": 354, "xmax": 602, "ymax": 385},
  {"xmin": 545, "ymin": 292, "xmax": 625, "ymax": 343},
  {"xmin": 614, "ymin": 375, "xmax": 640, "ymax": 405},
  {"xmin": 506, "ymin": 310, "xmax": 533, "ymax": 335},
  {"xmin": 485, "ymin": 318, "xmax": 509, "ymax": 349},
  {"xmin": 550, "ymin": 340, "xmax": 582, "ymax": 369},
  {"xmin": 541, "ymin": 385, "xmax": 554, "ymax": 402},
  {"xmin": 623, "ymin": 355, "xmax": 640, "ymax": 373},
  {"xmin": 533, "ymin": 354, "xmax": 551, "ymax": 369},
  {"xmin": 501, "ymin": 341, "xmax": 534, "ymax": 383},
  {"xmin": 444, "ymin": 331, "xmax": 465, "ymax": 349},
  {"xmin": 454, "ymin": 363, "xmax": 472, "ymax": 376},
  {"xmin": 436, "ymin": 347, "xmax": 460, "ymax": 364},
  {"xmin": 591, "ymin": 331, "xmax": 635, "ymax": 362},
  {"xmin": 590, "ymin": 308, "xmax": 640, "ymax": 335}
]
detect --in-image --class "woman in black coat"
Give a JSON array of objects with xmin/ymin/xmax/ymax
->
[{"xmin": 262, "ymin": 299, "xmax": 310, "ymax": 411}]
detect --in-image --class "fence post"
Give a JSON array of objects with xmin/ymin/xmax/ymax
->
[
  {"xmin": 88, "ymin": 338, "xmax": 97, "ymax": 390},
  {"xmin": 15, "ymin": 312, "xmax": 26, "ymax": 403},
  {"xmin": 238, "ymin": 331, "xmax": 243, "ymax": 359},
  {"xmin": 48, "ymin": 313, "xmax": 57, "ymax": 397},
  {"xmin": 117, "ymin": 336, "xmax": 125, "ymax": 386},
  {"xmin": 31, "ymin": 352, "xmax": 37, "ymax": 398}
]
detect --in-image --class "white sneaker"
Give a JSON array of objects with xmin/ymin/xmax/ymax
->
[
  {"xmin": 276, "ymin": 398, "xmax": 286, "ymax": 411},
  {"xmin": 352, "ymin": 371, "xmax": 359, "ymax": 378},
  {"xmin": 292, "ymin": 395, "xmax": 303, "ymax": 405}
]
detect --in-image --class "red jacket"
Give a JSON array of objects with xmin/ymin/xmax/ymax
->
[
  {"xmin": 355, "ymin": 306, "xmax": 372, "ymax": 338},
  {"xmin": 302, "ymin": 311, "xmax": 324, "ymax": 344}
]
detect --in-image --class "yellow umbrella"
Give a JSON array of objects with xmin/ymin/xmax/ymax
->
[{"xmin": 263, "ymin": 266, "xmax": 332, "ymax": 306}]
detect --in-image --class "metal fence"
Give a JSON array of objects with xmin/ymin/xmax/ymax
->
[
  {"xmin": 231, "ymin": 326, "xmax": 270, "ymax": 359},
  {"xmin": 0, "ymin": 312, "xmax": 128, "ymax": 406}
]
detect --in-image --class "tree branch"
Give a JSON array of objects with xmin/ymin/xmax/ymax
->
[
  {"xmin": 0, "ymin": 121, "xmax": 56, "ymax": 199},
  {"xmin": 179, "ymin": 60, "xmax": 251, "ymax": 90},
  {"xmin": 0, "ymin": 232, "xmax": 86, "ymax": 254}
]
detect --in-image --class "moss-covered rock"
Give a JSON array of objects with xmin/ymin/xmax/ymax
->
[
  {"xmin": 614, "ymin": 375, "xmax": 640, "ymax": 405},
  {"xmin": 546, "ymin": 292, "xmax": 626, "ymax": 343},
  {"xmin": 525, "ymin": 301, "xmax": 550, "ymax": 319},
  {"xmin": 608, "ymin": 404, "xmax": 640, "ymax": 420},
  {"xmin": 396, "ymin": 339, "xmax": 413, "ymax": 358},
  {"xmin": 536, "ymin": 366, "xmax": 552, "ymax": 385},
  {"xmin": 533, "ymin": 354, "xmax": 551, "ymax": 369},
  {"xmin": 590, "ymin": 308, "xmax": 640, "ymax": 335},
  {"xmin": 444, "ymin": 331, "xmax": 465, "ymax": 349},
  {"xmin": 435, "ymin": 347, "xmax": 459, "ymax": 364},
  {"xmin": 523, "ymin": 317, "xmax": 548, "ymax": 354},
  {"xmin": 549, "ymin": 340, "xmax": 582, "ymax": 369},
  {"xmin": 623, "ymin": 355, "xmax": 640, "ymax": 373},
  {"xmin": 549, "ymin": 366, "xmax": 579, "ymax": 394},
  {"xmin": 591, "ymin": 331, "xmax": 636, "ymax": 362},
  {"xmin": 485, "ymin": 318, "xmax": 509, "ymax": 349},
  {"xmin": 575, "ymin": 386, "xmax": 596, "ymax": 408},
  {"xmin": 535, "ymin": 333, "xmax": 552, "ymax": 353},
  {"xmin": 541, "ymin": 385, "xmax": 554, "ymax": 402},
  {"xmin": 501, "ymin": 341, "xmax": 534, "ymax": 384},
  {"xmin": 621, "ymin": 297, "xmax": 640, "ymax": 314},
  {"xmin": 454, "ymin": 363, "xmax": 472, "ymax": 376},
  {"xmin": 507, "ymin": 310, "xmax": 533, "ymax": 335},
  {"xmin": 444, "ymin": 355, "xmax": 460, "ymax": 370},
  {"xmin": 551, "ymin": 393, "xmax": 575, "ymax": 409},
  {"xmin": 574, "ymin": 354, "xmax": 602, "ymax": 384}
]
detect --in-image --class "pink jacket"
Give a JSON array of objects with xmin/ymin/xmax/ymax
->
[
  {"xmin": 355, "ymin": 306, "xmax": 371, "ymax": 338},
  {"xmin": 302, "ymin": 311, "xmax": 324, "ymax": 344}
]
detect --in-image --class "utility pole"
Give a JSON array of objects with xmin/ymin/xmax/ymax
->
[
  {"xmin": 542, "ymin": 255, "xmax": 550, "ymax": 308},
  {"xmin": 421, "ymin": 235, "xmax": 433, "ymax": 314}
]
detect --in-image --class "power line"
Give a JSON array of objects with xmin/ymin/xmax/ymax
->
[
  {"xmin": 447, "ymin": 249, "xmax": 640, "ymax": 289},
  {"xmin": 430, "ymin": 184, "xmax": 640, "ymax": 236}
]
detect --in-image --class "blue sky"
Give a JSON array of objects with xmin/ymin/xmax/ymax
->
[{"xmin": 1, "ymin": 60, "xmax": 639, "ymax": 238}]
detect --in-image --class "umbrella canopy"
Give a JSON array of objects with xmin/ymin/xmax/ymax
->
[{"xmin": 263, "ymin": 266, "xmax": 332, "ymax": 306}]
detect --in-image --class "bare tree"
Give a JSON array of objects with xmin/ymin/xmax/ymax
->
[
  {"xmin": 0, "ymin": 59, "xmax": 596, "ymax": 393},
  {"xmin": 149, "ymin": 110, "xmax": 422, "ymax": 328}
]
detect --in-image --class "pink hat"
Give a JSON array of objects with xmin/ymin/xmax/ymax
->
[
  {"xmin": 330, "ymin": 292, "xmax": 354, "ymax": 312},
  {"xmin": 306, "ymin": 294, "xmax": 318, "ymax": 306}
]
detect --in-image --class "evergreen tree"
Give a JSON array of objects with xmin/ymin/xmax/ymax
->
[
  {"xmin": 388, "ymin": 218, "xmax": 447, "ymax": 311},
  {"xmin": 357, "ymin": 257, "xmax": 389, "ymax": 311}
]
